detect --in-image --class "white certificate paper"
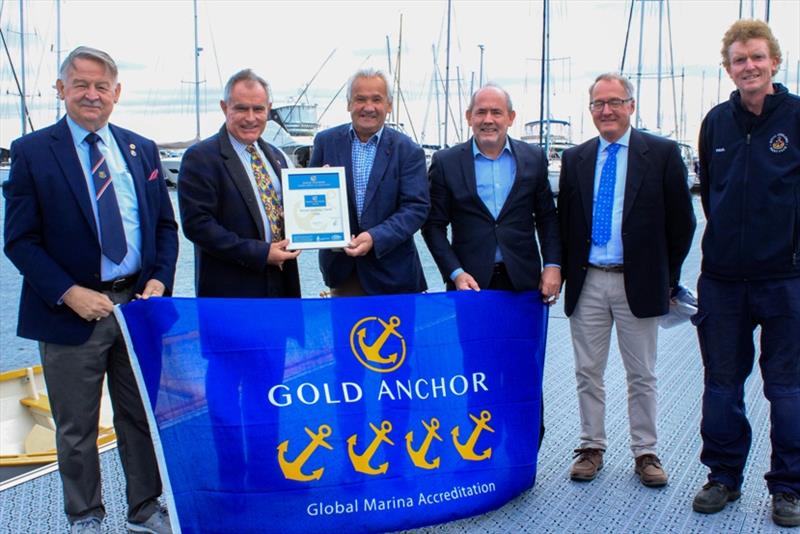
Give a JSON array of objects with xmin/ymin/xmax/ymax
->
[{"xmin": 282, "ymin": 167, "xmax": 351, "ymax": 250}]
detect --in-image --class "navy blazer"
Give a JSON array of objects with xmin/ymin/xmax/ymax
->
[
  {"xmin": 422, "ymin": 137, "xmax": 561, "ymax": 291},
  {"xmin": 557, "ymin": 128, "xmax": 696, "ymax": 318},
  {"xmin": 3, "ymin": 118, "xmax": 179, "ymax": 345},
  {"xmin": 178, "ymin": 125, "xmax": 300, "ymax": 298},
  {"xmin": 309, "ymin": 124, "xmax": 429, "ymax": 294}
]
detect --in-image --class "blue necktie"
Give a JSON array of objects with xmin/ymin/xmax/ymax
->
[
  {"xmin": 592, "ymin": 143, "xmax": 621, "ymax": 246},
  {"xmin": 85, "ymin": 133, "xmax": 127, "ymax": 264}
]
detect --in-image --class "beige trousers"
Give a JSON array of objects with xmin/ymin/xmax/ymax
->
[{"xmin": 569, "ymin": 268, "xmax": 660, "ymax": 457}]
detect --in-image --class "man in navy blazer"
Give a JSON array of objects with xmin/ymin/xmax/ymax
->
[
  {"xmin": 3, "ymin": 47, "xmax": 177, "ymax": 533},
  {"xmin": 422, "ymin": 84, "xmax": 561, "ymax": 296},
  {"xmin": 179, "ymin": 69, "xmax": 300, "ymax": 298},
  {"xmin": 309, "ymin": 68, "xmax": 428, "ymax": 296},
  {"xmin": 558, "ymin": 73, "xmax": 695, "ymax": 487}
]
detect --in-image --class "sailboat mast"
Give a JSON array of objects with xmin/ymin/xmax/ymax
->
[
  {"xmin": 193, "ymin": 0, "xmax": 201, "ymax": 141},
  {"xmin": 20, "ymin": 0, "xmax": 26, "ymax": 135},
  {"xmin": 56, "ymin": 0, "xmax": 62, "ymax": 121},
  {"xmin": 656, "ymin": 0, "xmax": 663, "ymax": 131},
  {"xmin": 443, "ymin": 0, "xmax": 452, "ymax": 148},
  {"xmin": 538, "ymin": 0, "xmax": 546, "ymax": 146},
  {"xmin": 635, "ymin": 0, "xmax": 644, "ymax": 129}
]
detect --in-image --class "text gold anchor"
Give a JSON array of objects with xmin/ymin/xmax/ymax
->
[
  {"xmin": 277, "ymin": 424, "xmax": 333, "ymax": 481},
  {"xmin": 451, "ymin": 410, "xmax": 494, "ymax": 461},
  {"xmin": 357, "ymin": 316, "xmax": 402, "ymax": 364},
  {"xmin": 347, "ymin": 420, "xmax": 394, "ymax": 475},
  {"xmin": 405, "ymin": 417, "xmax": 443, "ymax": 470}
]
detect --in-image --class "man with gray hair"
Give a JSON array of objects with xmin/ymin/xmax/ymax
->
[
  {"xmin": 309, "ymin": 68, "xmax": 428, "ymax": 295},
  {"xmin": 179, "ymin": 68, "xmax": 300, "ymax": 298},
  {"xmin": 4, "ymin": 46, "xmax": 178, "ymax": 533},
  {"xmin": 557, "ymin": 72, "xmax": 695, "ymax": 487}
]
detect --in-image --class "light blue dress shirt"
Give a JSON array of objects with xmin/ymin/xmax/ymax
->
[
  {"xmin": 66, "ymin": 116, "xmax": 141, "ymax": 280},
  {"xmin": 589, "ymin": 127, "xmax": 631, "ymax": 265},
  {"xmin": 349, "ymin": 126, "xmax": 383, "ymax": 221},
  {"xmin": 229, "ymin": 133, "xmax": 282, "ymax": 244},
  {"xmin": 449, "ymin": 138, "xmax": 515, "ymax": 281}
]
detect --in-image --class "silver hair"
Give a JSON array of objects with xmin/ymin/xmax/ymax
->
[
  {"xmin": 467, "ymin": 83, "xmax": 514, "ymax": 113},
  {"xmin": 223, "ymin": 69, "xmax": 272, "ymax": 104},
  {"xmin": 589, "ymin": 72, "xmax": 636, "ymax": 100},
  {"xmin": 59, "ymin": 46, "xmax": 118, "ymax": 81},
  {"xmin": 346, "ymin": 68, "xmax": 394, "ymax": 105}
]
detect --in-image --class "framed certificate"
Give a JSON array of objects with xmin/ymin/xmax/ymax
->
[{"xmin": 282, "ymin": 166, "xmax": 351, "ymax": 250}]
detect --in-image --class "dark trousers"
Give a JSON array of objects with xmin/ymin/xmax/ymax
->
[
  {"xmin": 694, "ymin": 274, "xmax": 800, "ymax": 495},
  {"xmin": 40, "ymin": 287, "xmax": 161, "ymax": 523}
]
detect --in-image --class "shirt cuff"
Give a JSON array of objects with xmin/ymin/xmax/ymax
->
[
  {"xmin": 449, "ymin": 268, "xmax": 465, "ymax": 282},
  {"xmin": 543, "ymin": 264, "xmax": 561, "ymax": 269}
]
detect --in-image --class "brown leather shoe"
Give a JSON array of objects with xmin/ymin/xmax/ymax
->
[
  {"xmin": 570, "ymin": 448, "xmax": 604, "ymax": 481},
  {"xmin": 635, "ymin": 454, "xmax": 668, "ymax": 487}
]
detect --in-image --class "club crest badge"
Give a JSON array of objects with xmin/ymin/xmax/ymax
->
[{"xmin": 769, "ymin": 133, "xmax": 788, "ymax": 153}]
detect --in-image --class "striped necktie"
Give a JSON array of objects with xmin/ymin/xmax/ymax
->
[
  {"xmin": 592, "ymin": 143, "xmax": 621, "ymax": 246},
  {"xmin": 85, "ymin": 132, "xmax": 127, "ymax": 264},
  {"xmin": 246, "ymin": 144, "xmax": 283, "ymax": 240}
]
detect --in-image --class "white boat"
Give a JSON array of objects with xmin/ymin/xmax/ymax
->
[
  {"xmin": 0, "ymin": 365, "xmax": 115, "ymax": 469},
  {"xmin": 521, "ymin": 119, "xmax": 576, "ymax": 195}
]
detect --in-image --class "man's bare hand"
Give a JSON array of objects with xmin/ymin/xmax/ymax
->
[
  {"xmin": 63, "ymin": 285, "xmax": 114, "ymax": 321},
  {"xmin": 454, "ymin": 272, "xmax": 481, "ymax": 291},
  {"xmin": 135, "ymin": 279, "xmax": 166, "ymax": 300},
  {"xmin": 268, "ymin": 239, "xmax": 301, "ymax": 269},
  {"xmin": 344, "ymin": 232, "xmax": 374, "ymax": 257},
  {"xmin": 539, "ymin": 266, "xmax": 562, "ymax": 305}
]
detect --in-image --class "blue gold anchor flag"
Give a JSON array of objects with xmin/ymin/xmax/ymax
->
[{"xmin": 117, "ymin": 291, "xmax": 547, "ymax": 534}]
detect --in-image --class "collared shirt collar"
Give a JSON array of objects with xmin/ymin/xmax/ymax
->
[
  {"xmin": 349, "ymin": 125, "xmax": 384, "ymax": 145},
  {"xmin": 66, "ymin": 115, "xmax": 112, "ymax": 147},
  {"xmin": 472, "ymin": 137, "xmax": 512, "ymax": 159},
  {"xmin": 598, "ymin": 127, "xmax": 631, "ymax": 152},
  {"xmin": 228, "ymin": 131, "xmax": 255, "ymax": 155}
]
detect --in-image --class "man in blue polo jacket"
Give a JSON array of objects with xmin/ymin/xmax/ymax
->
[{"xmin": 691, "ymin": 20, "xmax": 800, "ymax": 528}]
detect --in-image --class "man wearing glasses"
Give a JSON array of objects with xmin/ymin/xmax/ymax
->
[{"xmin": 557, "ymin": 73, "xmax": 695, "ymax": 487}]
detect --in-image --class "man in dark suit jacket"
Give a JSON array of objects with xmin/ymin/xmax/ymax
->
[
  {"xmin": 179, "ymin": 69, "xmax": 300, "ymax": 298},
  {"xmin": 422, "ymin": 84, "xmax": 560, "ymax": 451},
  {"xmin": 558, "ymin": 73, "xmax": 695, "ymax": 487},
  {"xmin": 422, "ymin": 84, "xmax": 561, "ymax": 296},
  {"xmin": 309, "ymin": 68, "xmax": 428, "ymax": 296},
  {"xmin": 3, "ymin": 47, "xmax": 178, "ymax": 534}
]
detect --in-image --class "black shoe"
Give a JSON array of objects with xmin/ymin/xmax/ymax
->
[
  {"xmin": 692, "ymin": 482, "xmax": 741, "ymax": 514},
  {"xmin": 773, "ymin": 493, "xmax": 800, "ymax": 528}
]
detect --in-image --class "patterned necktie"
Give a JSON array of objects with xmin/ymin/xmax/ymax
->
[
  {"xmin": 246, "ymin": 144, "xmax": 283, "ymax": 241},
  {"xmin": 592, "ymin": 142, "xmax": 621, "ymax": 246},
  {"xmin": 85, "ymin": 132, "xmax": 127, "ymax": 264}
]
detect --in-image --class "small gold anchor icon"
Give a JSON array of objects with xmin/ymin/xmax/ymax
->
[
  {"xmin": 358, "ymin": 316, "xmax": 401, "ymax": 364},
  {"xmin": 350, "ymin": 315, "xmax": 406, "ymax": 372},
  {"xmin": 452, "ymin": 410, "xmax": 494, "ymax": 461},
  {"xmin": 347, "ymin": 420, "xmax": 394, "ymax": 475},
  {"xmin": 277, "ymin": 424, "xmax": 333, "ymax": 481},
  {"xmin": 406, "ymin": 417, "xmax": 443, "ymax": 470}
]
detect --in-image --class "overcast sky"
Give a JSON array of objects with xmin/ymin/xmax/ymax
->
[{"xmin": 2, "ymin": 0, "xmax": 799, "ymax": 148}]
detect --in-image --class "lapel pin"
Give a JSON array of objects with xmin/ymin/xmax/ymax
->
[{"xmin": 129, "ymin": 144, "xmax": 137, "ymax": 157}]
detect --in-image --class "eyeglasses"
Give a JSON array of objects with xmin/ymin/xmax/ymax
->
[{"xmin": 589, "ymin": 98, "xmax": 633, "ymax": 112}]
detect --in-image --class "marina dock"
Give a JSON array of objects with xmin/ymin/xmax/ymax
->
[{"xmin": 0, "ymin": 195, "xmax": 793, "ymax": 533}]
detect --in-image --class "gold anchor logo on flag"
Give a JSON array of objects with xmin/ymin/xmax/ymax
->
[
  {"xmin": 452, "ymin": 410, "xmax": 495, "ymax": 461},
  {"xmin": 277, "ymin": 424, "xmax": 333, "ymax": 481},
  {"xmin": 349, "ymin": 315, "xmax": 406, "ymax": 373},
  {"xmin": 347, "ymin": 420, "xmax": 394, "ymax": 475},
  {"xmin": 406, "ymin": 418, "xmax": 443, "ymax": 470}
]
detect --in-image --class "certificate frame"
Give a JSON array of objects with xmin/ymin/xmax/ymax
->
[{"xmin": 282, "ymin": 166, "xmax": 351, "ymax": 250}]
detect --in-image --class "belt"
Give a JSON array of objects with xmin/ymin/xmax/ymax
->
[
  {"xmin": 589, "ymin": 263, "xmax": 624, "ymax": 273},
  {"xmin": 100, "ymin": 272, "xmax": 139, "ymax": 292}
]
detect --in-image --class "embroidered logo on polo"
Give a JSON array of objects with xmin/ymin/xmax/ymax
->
[{"xmin": 769, "ymin": 133, "xmax": 789, "ymax": 153}]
